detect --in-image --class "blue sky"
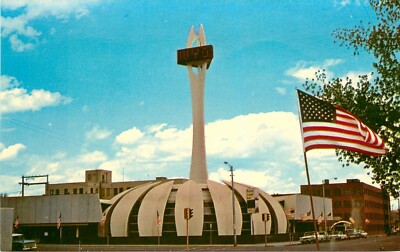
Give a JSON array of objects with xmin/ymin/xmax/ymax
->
[{"xmin": 1, "ymin": 0, "xmax": 397, "ymax": 208}]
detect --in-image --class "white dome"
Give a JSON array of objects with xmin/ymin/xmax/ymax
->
[{"xmin": 99, "ymin": 178, "xmax": 288, "ymax": 243}]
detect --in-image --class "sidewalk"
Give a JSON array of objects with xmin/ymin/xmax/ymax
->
[{"xmin": 268, "ymin": 241, "xmax": 301, "ymax": 247}]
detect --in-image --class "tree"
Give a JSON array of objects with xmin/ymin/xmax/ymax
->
[{"xmin": 303, "ymin": 0, "xmax": 399, "ymax": 198}]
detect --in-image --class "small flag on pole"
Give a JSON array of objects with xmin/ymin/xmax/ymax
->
[
  {"xmin": 297, "ymin": 90, "xmax": 387, "ymax": 156},
  {"xmin": 57, "ymin": 213, "xmax": 62, "ymax": 230},
  {"xmin": 301, "ymin": 211, "xmax": 311, "ymax": 221},
  {"xmin": 318, "ymin": 212, "xmax": 324, "ymax": 224},
  {"xmin": 100, "ymin": 214, "xmax": 106, "ymax": 226},
  {"xmin": 14, "ymin": 215, "xmax": 19, "ymax": 230},
  {"xmin": 157, "ymin": 211, "xmax": 162, "ymax": 226}
]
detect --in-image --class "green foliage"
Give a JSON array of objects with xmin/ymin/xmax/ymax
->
[{"xmin": 303, "ymin": 0, "xmax": 399, "ymax": 198}]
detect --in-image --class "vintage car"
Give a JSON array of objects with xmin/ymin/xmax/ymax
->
[
  {"xmin": 12, "ymin": 233, "xmax": 37, "ymax": 251},
  {"xmin": 299, "ymin": 231, "xmax": 329, "ymax": 244},
  {"xmin": 345, "ymin": 229, "xmax": 362, "ymax": 239},
  {"xmin": 358, "ymin": 230, "xmax": 368, "ymax": 238},
  {"xmin": 329, "ymin": 231, "xmax": 347, "ymax": 241}
]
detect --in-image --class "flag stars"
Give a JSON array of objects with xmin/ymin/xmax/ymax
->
[{"xmin": 298, "ymin": 91, "xmax": 335, "ymax": 122}]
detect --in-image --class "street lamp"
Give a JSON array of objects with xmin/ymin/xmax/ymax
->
[
  {"xmin": 322, "ymin": 177, "xmax": 337, "ymax": 232},
  {"xmin": 224, "ymin": 161, "xmax": 237, "ymax": 246}
]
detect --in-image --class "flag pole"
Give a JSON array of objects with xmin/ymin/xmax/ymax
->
[
  {"xmin": 303, "ymin": 151, "xmax": 320, "ymax": 251},
  {"xmin": 296, "ymin": 89, "xmax": 319, "ymax": 251}
]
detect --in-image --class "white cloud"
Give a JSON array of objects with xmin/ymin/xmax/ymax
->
[
  {"xmin": 85, "ymin": 125, "xmax": 112, "ymax": 141},
  {"xmin": 9, "ymin": 34, "xmax": 35, "ymax": 52},
  {"xmin": 286, "ymin": 59, "xmax": 373, "ymax": 89},
  {"xmin": 0, "ymin": 75, "xmax": 20, "ymax": 91},
  {"xmin": 286, "ymin": 59, "xmax": 343, "ymax": 81},
  {"xmin": 79, "ymin": 151, "xmax": 108, "ymax": 164},
  {"xmin": 276, "ymin": 87, "xmax": 286, "ymax": 95},
  {"xmin": 209, "ymin": 167, "xmax": 298, "ymax": 195},
  {"xmin": 0, "ymin": 143, "xmax": 26, "ymax": 161},
  {"xmin": 340, "ymin": 71, "xmax": 373, "ymax": 88},
  {"xmin": 109, "ymin": 112, "xmax": 305, "ymax": 190},
  {"xmin": 116, "ymin": 127, "xmax": 144, "ymax": 145},
  {"xmin": 113, "ymin": 112, "xmax": 302, "ymax": 166},
  {"xmin": 46, "ymin": 162, "xmax": 60, "ymax": 173},
  {"xmin": 205, "ymin": 112, "xmax": 302, "ymax": 159},
  {"xmin": 98, "ymin": 160, "xmax": 124, "ymax": 181},
  {"xmin": 1, "ymin": 0, "xmax": 100, "ymax": 51},
  {"xmin": 0, "ymin": 75, "xmax": 72, "ymax": 114}
]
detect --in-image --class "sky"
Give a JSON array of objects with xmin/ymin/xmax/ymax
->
[{"xmin": 1, "ymin": 0, "xmax": 398, "ymax": 208}]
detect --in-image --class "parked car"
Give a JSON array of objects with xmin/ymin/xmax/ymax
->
[
  {"xmin": 299, "ymin": 231, "xmax": 327, "ymax": 244},
  {"xmin": 358, "ymin": 230, "xmax": 368, "ymax": 238},
  {"xmin": 330, "ymin": 231, "xmax": 347, "ymax": 241},
  {"xmin": 346, "ymin": 229, "xmax": 362, "ymax": 239},
  {"xmin": 12, "ymin": 233, "xmax": 37, "ymax": 251}
]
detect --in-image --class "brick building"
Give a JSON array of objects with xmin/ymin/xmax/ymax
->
[{"xmin": 301, "ymin": 179, "xmax": 390, "ymax": 235}]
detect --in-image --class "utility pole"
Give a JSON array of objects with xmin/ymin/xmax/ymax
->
[
  {"xmin": 20, "ymin": 175, "xmax": 49, "ymax": 196},
  {"xmin": 224, "ymin": 161, "xmax": 237, "ymax": 246}
]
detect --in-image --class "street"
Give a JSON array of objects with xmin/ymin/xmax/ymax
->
[{"xmin": 38, "ymin": 235, "xmax": 400, "ymax": 251}]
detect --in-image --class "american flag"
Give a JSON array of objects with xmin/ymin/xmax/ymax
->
[
  {"xmin": 14, "ymin": 215, "xmax": 19, "ymax": 230},
  {"xmin": 318, "ymin": 212, "xmax": 324, "ymax": 224},
  {"xmin": 57, "ymin": 213, "xmax": 61, "ymax": 230},
  {"xmin": 100, "ymin": 214, "xmax": 106, "ymax": 226},
  {"xmin": 297, "ymin": 90, "xmax": 387, "ymax": 156}
]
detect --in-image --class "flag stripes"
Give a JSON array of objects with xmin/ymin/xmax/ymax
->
[{"xmin": 298, "ymin": 90, "xmax": 387, "ymax": 156}]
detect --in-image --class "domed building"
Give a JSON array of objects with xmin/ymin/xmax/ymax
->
[{"xmin": 98, "ymin": 177, "xmax": 288, "ymax": 244}]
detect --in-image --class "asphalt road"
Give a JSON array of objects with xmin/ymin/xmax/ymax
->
[{"xmin": 38, "ymin": 235, "xmax": 400, "ymax": 251}]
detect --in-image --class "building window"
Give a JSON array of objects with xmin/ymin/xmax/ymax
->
[
  {"xmin": 73, "ymin": 188, "xmax": 77, "ymax": 194},
  {"xmin": 325, "ymin": 189, "xmax": 330, "ymax": 197},
  {"xmin": 333, "ymin": 189, "xmax": 341, "ymax": 196},
  {"xmin": 333, "ymin": 201, "xmax": 342, "ymax": 208},
  {"xmin": 90, "ymin": 188, "xmax": 94, "ymax": 193},
  {"xmin": 64, "ymin": 189, "xmax": 69, "ymax": 195},
  {"xmin": 114, "ymin": 188, "xmax": 118, "ymax": 196},
  {"xmin": 50, "ymin": 190, "xmax": 54, "ymax": 195},
  {"xmin": 55, "ymin": 189, "xmax": 60, "ymax": 195},
  {"xmin": 79, "ymin": 188, "xmax": 83, "ymax": 194},
  {"xmin": 119, "ymin": 188, "xmax": 123, "ymax": 193}
]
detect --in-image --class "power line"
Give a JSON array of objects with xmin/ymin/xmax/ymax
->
[{"xmin": 3, "ymin": 117, "xmax": 82, "ymax": 145}]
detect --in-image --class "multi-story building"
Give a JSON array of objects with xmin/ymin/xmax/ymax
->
[
  {"xmin": 45, "ymin": 169, "xmax": 164, "ymax": 200},
  {"xmin": 300, "ymin": 179, "xmax": 390, "ymax": 235}
]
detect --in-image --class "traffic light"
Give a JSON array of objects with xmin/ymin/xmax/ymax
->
[
  {"xmin": 262, "ymin": 213, "xmax": 270, "ymax": 222},
  {"xmin": 184, "ymin": 208, "xmax": 193, "ymax": 220},
  {"xmin": 184, "ymin": 208, "xmax": 189, "ymax": 220}
]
